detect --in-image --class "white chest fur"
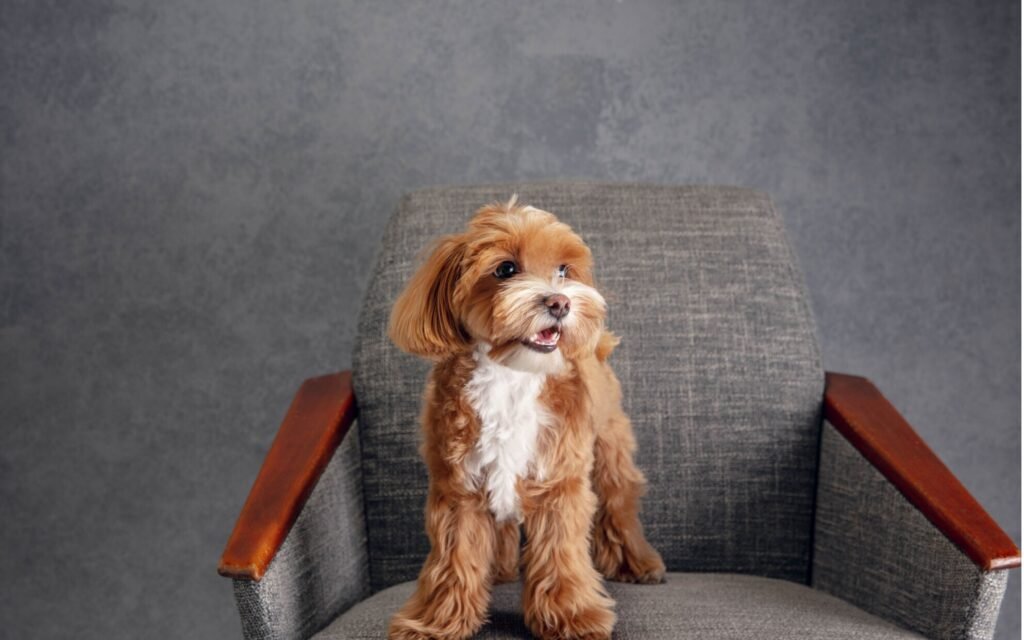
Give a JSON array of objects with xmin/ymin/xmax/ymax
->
[{"xmin": 463, "ymin": 351, "xmax": 549, "ymax": 522}]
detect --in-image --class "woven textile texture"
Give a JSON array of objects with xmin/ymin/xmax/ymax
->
[
  {"xmin": 233, "ymin": 428, "xmax": 370, "ymax": 640},
  {"xmin": 813, "ymin": 421, "xmax": 1009, "ymax": 640},
  {"xmin": 352, "ymin": 184, "xmax": 824, "ymax": 591},
  {"xmin": 313, "ymin": 572, "xmax": 923, "ymax": 639}
]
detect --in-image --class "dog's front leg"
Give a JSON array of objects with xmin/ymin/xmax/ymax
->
[
  {"xmin": 388, "ymin": 485, "xmax": 495, "ymax": 640},
  {"xmin": 520, "ymin": 475, "xmax": 616, "ymax": 640}
]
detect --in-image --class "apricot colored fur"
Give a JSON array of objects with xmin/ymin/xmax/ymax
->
[{"xmin": 388, "ymin": 200, "xmax": 664, "ymax": 640}]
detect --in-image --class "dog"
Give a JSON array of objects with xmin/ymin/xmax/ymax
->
[{"xmin": 387, "ymin": 197, "xmax": 665, "ymax": 640}]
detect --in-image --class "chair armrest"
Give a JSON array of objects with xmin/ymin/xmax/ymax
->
[
  {"xmin": 219, "ymin": 371, "xmax": 359, "ymax": 580},
  {"xmin": 813, "ymin": 372, "xmax": 1018, "ymax": 640},
  {"xmin": 822, "ymin": 372, "xmax": 1019, "ymax": 571}
]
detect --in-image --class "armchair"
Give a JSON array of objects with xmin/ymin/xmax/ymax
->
[{"xmin": 219, "ymin": 184, "xmax": 1018, "ymax": 639}]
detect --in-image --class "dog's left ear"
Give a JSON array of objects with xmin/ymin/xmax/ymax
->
[{"xmin": 388, "ymin": 234, "xmax": 469, "ymax": 360}]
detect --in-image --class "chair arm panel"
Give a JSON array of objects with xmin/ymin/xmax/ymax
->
[
  {"xmin": 822, "ymin": 372, "xmax": 1018, "ymax": 571},
  {"xmin": 219, "ymin": 371, "xmax": 359, "ymax": 581},
  {"xmin": 232, "ymin": 427, "xmax": 369, "ymax": 639},
  {"xmin": 814, "ymin": 372, "xmax": 1018, "ymax": 640}
]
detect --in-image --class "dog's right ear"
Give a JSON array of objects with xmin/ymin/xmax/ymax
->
[{"xmin": 388, "ymin": 234, "xmax": 469, "ymax": 359}]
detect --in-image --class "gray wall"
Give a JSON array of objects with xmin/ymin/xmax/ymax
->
[{"xmin": 1, "ymin": 1, "xmax": 1018, "ymax": 638}]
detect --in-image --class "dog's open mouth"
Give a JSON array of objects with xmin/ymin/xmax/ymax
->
[{"xmin": 522, "ymin": 326, "xmax": 560, "ymax": 353}]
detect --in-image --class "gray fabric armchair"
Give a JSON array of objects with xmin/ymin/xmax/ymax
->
[{"xmin": 219, "ymin": 184, "xmax": 1019, "ymax": 639}]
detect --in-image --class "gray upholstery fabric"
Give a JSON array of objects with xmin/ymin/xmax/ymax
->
[
  {"xmin": 234, "ymin": 185, "xmax": 1008, "ymax": 639},
  {"xmin": 313, "ymin": 572, "xmax": 924, "ymax": 639},
  {"xmin": 813, "ymin": 421, "xmax": 1009, "ymax": 640},
  {"xmin": 352, "ymin": 184, "xmax": 825, "ymax": 591},
  {"xmin": 233, "ymin": 427, "xmax": 371, "ymax": 640}
]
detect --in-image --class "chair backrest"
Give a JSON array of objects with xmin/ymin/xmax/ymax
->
[{"xmin": 353, "ymin": 184, "xmax": 823, "ymax": 591}]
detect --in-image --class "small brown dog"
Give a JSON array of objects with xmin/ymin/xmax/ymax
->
[{"xmin": 387, "ymin": 198, "xmax": 664, "ymax": 640}]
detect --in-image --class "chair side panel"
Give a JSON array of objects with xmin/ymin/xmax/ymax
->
[
  {"xmin": 813, "ymin": 421, "xmax": 1007, "ymax": 640},
  {"xmin": 231, "ymin": 427, "xmax": 370, "ymax": 639}
]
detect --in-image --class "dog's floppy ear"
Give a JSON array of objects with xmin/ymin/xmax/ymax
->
[{"xmin": 388, "ymin": 234, "xmax": 469, "ymax": 359}]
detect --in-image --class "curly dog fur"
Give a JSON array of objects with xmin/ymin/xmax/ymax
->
[{"xmin": 387, "ymin": 198, "xmax": 664, "ymax": 639}]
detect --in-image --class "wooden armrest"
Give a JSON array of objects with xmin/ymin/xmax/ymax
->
[
  {"xmin": 823, "ymin": 372, "xmax": 1019, "ymax": 571},
  {"xmin": 218, "ymin": 371, "xmax": 359, "ymax": 581}
]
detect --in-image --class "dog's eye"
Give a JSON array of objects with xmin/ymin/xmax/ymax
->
[
  {"xmin": 494, "ymin": 261, "xmax": 518, "ymax": 279},
  {"xmin": 557, "ymin": 264, "xmax": 570, "ymax": 278}
]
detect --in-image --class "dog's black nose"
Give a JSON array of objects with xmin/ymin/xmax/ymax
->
[{"xmin": 544, "ymin": 294, "xmax": 571, "ymax": 319}]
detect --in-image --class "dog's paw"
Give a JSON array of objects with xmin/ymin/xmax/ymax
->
[
  {"xmin": 526, "ymin": 605, "xmax": 615, "ymax": 640},
  {"xmin": 602, "ymin": 561, "xmax": 666, "ymax": 585},
  {"xmin": 594, "ymin": 539, "xmax": 666, "ymax": 585},
  {"xmin": 387, "ymin": 618, "xmax": 429, "ymax": 640},
  {"xmin": 491, "ymin": 547, "xmax": 521, "ymax": 584},
  {"xmin": 388, "ymin": 614, "xmax": 479, "ymax": 640},
  {"xmin": 524, "ymin": 582, "xmax": 615, "ymax": 640}
]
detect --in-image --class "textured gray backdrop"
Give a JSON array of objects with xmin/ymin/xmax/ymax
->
[{"xmin": 1, "ymin": 1, "xmax": 1019, "ymax": 639}]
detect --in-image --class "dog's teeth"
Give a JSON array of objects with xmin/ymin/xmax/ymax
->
[{"xmin": 525, "ymin": 328, "xmax": 561, "ymax": 349}]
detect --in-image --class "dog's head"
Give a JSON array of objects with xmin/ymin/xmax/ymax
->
[{"xmin": 388, "ymin": 197, "xmax": 608, "ymax": 372}]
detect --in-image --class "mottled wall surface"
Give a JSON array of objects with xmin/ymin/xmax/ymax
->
[{"xmin": 1, "ymin": 2, "xmax": 1018, "ymax": 639}]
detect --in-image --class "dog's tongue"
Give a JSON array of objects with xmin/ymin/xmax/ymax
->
[{"xmin": 538, "ymin": 327, "xmax": 558, "ymax": 341}]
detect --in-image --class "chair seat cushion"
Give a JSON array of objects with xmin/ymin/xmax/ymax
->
[{"xmin": 314, "ymin": 572, "xmax": 923, "ymax": 639}]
